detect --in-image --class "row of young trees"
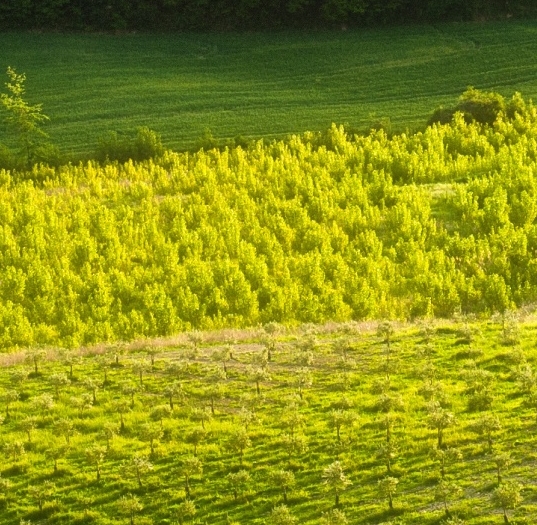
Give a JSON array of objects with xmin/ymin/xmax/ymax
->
[
  {"xmin": 0, "ymin": 319, "xmax": 533, "ymax": 523},
  {"xmin": 2, "ymin": 91, "xmax": 537, "ymax": 348},
  {"xmin": 0, "ymin": 0, "xmax": 535, "ymax": 31}
]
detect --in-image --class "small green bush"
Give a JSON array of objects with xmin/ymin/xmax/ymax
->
[
  {"xmin": 95, "ymin": 126, "xmax": 164, "ymax": 163},
  {"xmin": 428, "ymin": 88, "xmax": 507, "ymax": 127}
]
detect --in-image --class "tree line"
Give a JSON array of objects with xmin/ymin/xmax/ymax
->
[{"xmin": 0, "ymin": 0, "xmax": 536, "ymax": 31}]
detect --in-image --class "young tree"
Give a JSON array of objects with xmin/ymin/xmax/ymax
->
[
  {"xmin": 30, "ymin": 392, "xmax": 54, "ymax": 418},
  {"xmin": 54, "ymin": 418, "xmax": 75, "ymax": 444},
  {"xmin": 1, "ymin": 389, "xmax": 19, "ymax": 418},
  {"xmin": 270, "ymin": 504, "xmax": 297, "ymax": 525},
  {"xmin": 122, "ymin": 454, "xmax": 153, "ymax": 488},
  {"xmin": 269, "ymin": 469, "xmax": 295, "ymax": 503},
  {"xmin": 132, "ymin": 359, "xmax": 150, "ymax": 387},
  {"xmin": 227, "ymin": 469, "xmax": 251, "ymax": 500},
  {"xmin": 0, "ymin": 475, "xmax": 11, "ymax": 508},
  {"xmin": 4, "ymin": 440, "xmax": 25, "ymax": 462},
  {"xmin": 378, "ymin": 476, "xmax": 399, "ymax": 510},
  {"xmin": 176, "ymin": 499, "xmax": 196, "ymax": 525},
  {"xmin": 329, "ymin": 409, "xmax": 357, "ymax": 443},
  {"xmin": 139, "ymin": 422, "xmax": 163, "ymax": 457},
  {"xmin": 435, "ymin": 479, "xmax": 463, "ymax": 517},
  {"xmin": 48, "ymin": 373, "xmax": 70, "ymax": 400},
  {"xmin": 493, "ymin": 452, "xmax": 512, "ymax": 486},
  {"xmin": 112, "ymin": 398, "xmax": 130, "ymax": 431},
  {"xmin": 281, "ymin": 433, "xmax": 308, "ymax": 465},
  {"xmin": 44, "ymin": 439, "xmax": 69, "ymax": 474},
  {"xmin": 180, "ymin": 456, "xmax": 203, "ymax": 499},
  {"xmin": 427, "ymin": 403, "xmax": 456, "ymax": 448},
  {"xmin": 227, "ymin": 428, "xmax": 252, "ymax": 466},
  {"xmin": 82, "ymin": 377, "xmax": 100, "ymax": 405},
  {"xmin": 321, "ymin": 509, "xmax": 349, "ymax": 525},
  {"xmin": 431, "ymin": 447, "xmax": 462, "ymax": 479},
  {"xmin": 25, "ymin": 348, "xmax": 47, "ymax": 375},
  {"xmin": 59, "ymin": 349, "xmax": 80, "ymax": 379},
  {"xmin": 0, "ymin": 66, "xmax": 50, "ymax": 167},
  {"xmin": 100, "ymin": 422, "xmax": 118, "ymax": 451},
  {"xmin": 117, "ymin": 493, "xmax": 143, "ymax": 525},
  {"xmin": 150, "ymin": 404, "xmax": 172, "ymax": 429},
  {"xmin": 492, "ymin": 482, "xmax": 522, "ymax": 524},
  {"xmin": 322, "ymin": 461, "xmax": 352, "ymax": 506},
  {"xmin": 163, "ymin": 381, "xmax": 183, "ymax": 410},
  {"xmin": 29, "ymin": 480, "xmax": 55, "ymax": 512},
  {"xmin": 190, "ymin": 406, "xmax": 212, "ymax": 430},
  {"xmin": 20, "ymin": 416, "xmax": 38, "ymax": 444},
  {"xmin": 296, "ymin": 368, "xmax": 313, "ymax": 400},
  {"xmin": 85, "ymin": 445, "xmax": 106, "ymax": 481},
  {"xmin": 122, "ymin": 382, "xmax": 138, "ymax": 408},
  {"xmin": 471, "ymin": 413, "xmax": 501, "ymax": 453},
  {"xmin": 377, "ymin": 440, "xmax": 398, "ymax": 475},
  {"xmin": 185, "ymin": 427, "xmax": 207, "ymax": 456},
  {"xmin": 248, "ymin": 366, "xmax": 271, "ymax": 395}
]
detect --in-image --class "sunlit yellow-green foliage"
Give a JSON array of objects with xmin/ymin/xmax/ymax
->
[{"xmin": 2, "ymin": 94, "xmax": 537, "ymax": 349}]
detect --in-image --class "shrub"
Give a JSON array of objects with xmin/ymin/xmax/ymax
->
[{"xmin": 95, "ymin": 126, "xmax": 164, "ymax": 163}]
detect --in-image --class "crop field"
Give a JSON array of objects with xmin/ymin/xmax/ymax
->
[
  {"xmin": 2, "ymin": 21, "xmax": 537, "ymax": 156},
  {"xmin": 1, "ymin": 317, "xmax": 537, "ymax": 524}
]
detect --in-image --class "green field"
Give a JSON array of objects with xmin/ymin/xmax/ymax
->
[{"xmin": 3, "ymin": 21, "xmax": 537, "ymax": 156}]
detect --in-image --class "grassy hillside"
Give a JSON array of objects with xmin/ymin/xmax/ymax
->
[
  {"xmin": 1, "ymin": 317, "xmax": 537, "ymax": 524},
  {"xmin": 2, "ymin": 21, "xmax": 537, "ymax": 156}
]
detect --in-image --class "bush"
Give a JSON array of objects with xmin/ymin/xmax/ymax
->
[
  {"xmin": 428, "ymin": 87, "xmax": 506, "ymax": 127},
  {"xmin": 95, "ymin": 127, "xmax": 164, "ymax": 163}
]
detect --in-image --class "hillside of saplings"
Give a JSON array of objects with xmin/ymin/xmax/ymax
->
[
  {"xmin": 2, "ymin": 90, "xmax": 537, "ymax": 349},
  {"xmin": 1, "ymin": 316, "xmax": 537, "ymax": 524}
]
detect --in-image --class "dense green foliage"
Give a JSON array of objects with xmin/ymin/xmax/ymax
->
[
  {"xmin": 3, "ymin": 23, "xmax": 537, "ymax": 157},
  {"xmin": 2, "ymin": 92, "xmax": 537, "ymax": 349},
  {"xmin": 0, "ymin": 318, "xmax": 536, "ymax": 523},
  {"xmin": 0, "ymin": 0, "xmax": 536, "ymax": 30}
]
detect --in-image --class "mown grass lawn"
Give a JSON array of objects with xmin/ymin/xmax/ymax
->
[{"xmin": 2, "ymin": 20, "xmax": 537, "ymax": 156}]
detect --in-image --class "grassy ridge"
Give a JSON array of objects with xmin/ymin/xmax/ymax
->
[
  {"xmin": 2, "ymin": 21, "xmax": 537, "ymax": 156},
  {"xmin": 1, "ymin": 318, "xmax": 537, "ymax": 524}
]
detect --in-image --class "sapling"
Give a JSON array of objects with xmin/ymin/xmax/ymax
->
[
  {"xmin": 435, "ymin": 479, "xmax": 462, "ymax": 517},
  {"xmin": 100, "ymin": 422, "xmax": 118, "ymax": 451},
  {"xmin": 431, "ymin": 446, "xmax": 462, "ymax": 479},
  {"xmin": 122, "ymin": 382, "xmax": 138, "ymax": 408},
  {"xmin": 185, "ymin": 427, "xmax": 207, "ymax": 456},
  {"xmin": 493, "ymin": 452, "xmax": 512, "ymax": 485},
  {"xmin": 112, "ymin": 398, "xmax": 130, "ymax": 431},
  {"xmin": 25, "ymin": 348, "xmax": 47, "ymax": 375},
  {"xmin": 321, "ymin": 508, "xmax": 349, "ymax": 525},
  {"xmin": 471, "ymin": 413, "xmax": 501, "ymax": 453},
  {"xmin": 322, "ymin": 461, "xmax": 352, "ymax": 506},
  {"xmin": 54, "ymin": 418, "xmax": 75, "ymax": 444},
  {"xmin": 48, "ymin": 372, "xmax": 70, "ymax": 400},
  {"xmin": 83, "ymin": 377, "xmax": 99, "ymax": 404},
  {"xmin": 329, "ymin": 409, "xmax": 357, "ymax": 443},
  {"xmin": 227, "ymin": 428, "xmax": 252, "ymax": 466},
  {"xmin": 0, "ymin": 67, "xmax": 50, "ymax": 166},
  {"xmin": 427, "ymin": 402, "xmax": 456, "ymax": 448},
  {"xmin": 227, "ymin": 469, "xmax": 251, "ymax": 500},
  {"xmin": 163, "ymin": 381, "xmax": 183, "ymax": 410},
  {"xmin": 29, "ymin": 480, "xmax": 55, "ymax": 512},
  {"xmin": 20, "ymin": 416, "xmax": 37, "ymax": 444},
  {"xmin": 139, "ymin": 422, "xmax": 163, "ymax": 456},
  {"xmin": 180, "ymin": 456, "xmax": 203, "ymax": 498},
  {"xmin": 176, "ymin": 499, "xmax": 196, "ymax": 524},
  {"xmin": 150, "ymin": 404, "xmax": 172, "ymax": 428},
  {"xmin": 377, "ymin": 440, "xmax": 398, "ymax": 474},
  {"xmin": 297, "ymin": 367, "xmax": 313, "ymax": 399},
  {"xmin": 378, "ymin": 476, "xmax": 398, "ymax": 510},
  {"xmin": 270, "ymin": 504, "xmax": 297, "ymax": 525},
  {"xmin": 1, "ymin": 389, "xmax": 19, "ymax": 418},
  {"xmin": 248, "ymin": 365, "xmax": 270, "ymax": 395},
  {"xmin": 123, "ymin": 454, "xmax": 153, "ymax": 488},
  {"xmin": 269, "ymin": 469, "xmax": 295, "ymax": 503},
  {"xmin": 492, "ymin": 482, "xmax": 522, "ymax": 524},
  {"xmin": 281, "ymin": 433, "xmax": 308, "ymax": 465},
  {"xmin": 85, "ymin": 444, "xmax": 106, "ymax": 481},
  {"xmin": 132, "ymin": 359, "xmax": 150, "ymax": 387},
  {"xmin": 117, "ymin": 493, "xmax": 142, "ymax": 525}
]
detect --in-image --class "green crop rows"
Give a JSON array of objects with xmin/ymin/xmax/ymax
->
[
  {"xmin": 2, "ymin": 21, "xmax": 537, "ymax": 156},
  {"xmin": 1, "ymin": 317, "xmax": 537, "ymax": 524}
]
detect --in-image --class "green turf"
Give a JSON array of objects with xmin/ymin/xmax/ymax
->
[{"xmin": 2, "ymin": 21, "xmax": 537, "ymax": 156}]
